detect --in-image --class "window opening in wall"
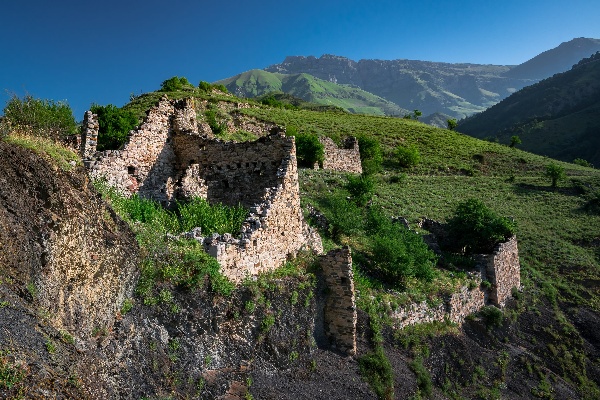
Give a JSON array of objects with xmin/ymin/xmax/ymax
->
[
  {"xmin": 341, "ymin": 277, "xmax": 348, "ymax": 284},
  {"xmin": 253, "ymin": 239, "xmax": 258, "ymax": 247},
  {"xmin": 127, "ymin": 166, "xmax": 136, "ymax": 175}
]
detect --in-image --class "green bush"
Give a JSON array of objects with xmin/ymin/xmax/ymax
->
[
  {"xmin": 367, "ymin": 207, "xmax": 437, "ymax": 285},
  {"xmin": 346, "ymin": 174, "xmax": 375, "ymax": 206},
  {"xmin": 204, "ymin": 108, "xmax": 227, "ymax": 135},
  {"xmin": 357, "ymin": 135, "xmax": 383, "ymax": 175},
  {"xmin": 160, "ymin": 76, "xmax": 194, "ymax": 92},
  {"xmin": 293, "ymin": 132, "xmax": 324, "ymax": 167},
  {"xmin": 409, "ymin": 356, "xmax": 432, "ymax": 396},
  {"xmin": 322, "ymin": 194, "xmax": 364, "ymax": 241},
  {"xmin": 90, "ymin": 104, "xmax": 138, "ymax": 151},
  {"xmin": 573, "ymin": 158, "xmax": 593, "ymax": 168},
  {"xmin": 395, "ymin": 145, "xmax": 420, "ymax": 168},
  {"xmin": 480, "ymin": 305, "xmax": 503, "ymax": 329},
  {"xmin": 198, "ymin": 81, "xmax": 212, "ymax": 92},
  {"xmin": 358, "ymin": 349, "xmax": 394, "ymax": 400},
  {"xmin": 2, "ymin": 94, "xmax": 77, "ymax": 139},
  {"xmin": 447, "ymin": 199, "xmax": 515, "ymax": 254}
]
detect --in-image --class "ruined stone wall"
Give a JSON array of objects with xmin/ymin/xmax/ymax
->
[
  {"xmin": 319, "ymin": 136, "xmax": 362, "ymax": 173},
  {"xmin": 173, "ymin": 131, "xmax": 291, "ymax": 207},
  {"xmin": 85, "ymin": 96, "xmax": 181, "ymax": 204},
  {"xmin": 81, "ymin": 110, "xmax": 99, "ymax": 159},
  {"xmin": 476, "ymin": 235, "xmax": 521, "ymax": 307},
  {"xmin": 391, "ymin": 275, "xmax": 486, "ymax": 329},
  {"xmin": 319, "ymin": 247, "xmax": 357, "ymax": 355},
  {"xmin": 196, "ymin": 133, "xmax": 323, "ymax": 281}
]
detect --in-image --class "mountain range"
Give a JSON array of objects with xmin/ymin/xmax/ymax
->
[
  {"xmin": 458, "ymin": 51, "xmax": 600, "ymax": 166},
  {"xmin": 218, "ymin": 38, "xmax": 600, "ymax": 121}
]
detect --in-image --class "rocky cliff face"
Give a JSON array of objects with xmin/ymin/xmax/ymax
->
[{"xmin": 0, "ymin": 141, "xmax": 139, "ymax": 339}]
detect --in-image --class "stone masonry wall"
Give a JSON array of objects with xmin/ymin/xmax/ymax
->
[
  {"xmin": 475, "ymin": 235, "xmax": 521, "ymax": 307},
  {"xmin": 81, "ymin": 110, "xmax": 99, "ymax": 159},
  {"xmin": 319, "ymin": 136, "xmax": 362, "ymax": 173},
  {"xmin": 391, "ymin": 272, "xmax": 486, "ymax": 329},
  {"xmin": 319, "ymin": 247, "xmax": 357, "ymax": 355},
  {"xmin": 195, "ymin": 132, "xmax": 323, "ymax": 281},
  {"xmin": 85, "ymin": 95, "xmax": 178, "ymax": 204}
]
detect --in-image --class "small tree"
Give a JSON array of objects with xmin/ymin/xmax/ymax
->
[
  {"xmin": 395, "ymin": 145, "xmax": 420, "ymax": 168},
  {"xmin": 509, "ymin": 135, "xmax": 522, "ymax": 148},
  {"xmin": 545, "ymin": 163, "xmax": 565, "ymax": 187},
  {"xmin": 346, "ymin": 174, "xmax": 375, "ymax": 206},
  {"xmin": 357, "ymin": 135, "xmax": 383, "ymax": 175},
  {"xmin": 198, "ymin": 81, "xmax": 212, "ymax": 92},
  {"xmin": 447, "ymin": 119, "xmax": 457, "ymax": 131},
  {"xmin": 160, "ymin": 76, "xmax": 193, "ymax": 92},
  {"xmin": 413, "ymin": 109, "xmax": 422, "ymax": 120},
  {"xmin": 90, "ymin": 104, "xmax": 138, "ymax": 151},
  {"xmin": 293, "ymin": 132, "xmax": 324, "ymax": 167},
  {"xmin": 447, "ymin": 198, "xmax": 516, "ymax": 254}
]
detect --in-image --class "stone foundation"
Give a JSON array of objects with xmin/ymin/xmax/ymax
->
[{"xmin": 475, "ymin": 236, "xmax": 521, "ymax": 307}]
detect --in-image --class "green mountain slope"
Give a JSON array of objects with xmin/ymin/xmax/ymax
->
[
  {"xmin": 458, "ymin": 52, "xmax": 600, "ymax": 166},
  {"xmin": 216, "ymin": 69, "xmax": 410, "ymax": 116}
]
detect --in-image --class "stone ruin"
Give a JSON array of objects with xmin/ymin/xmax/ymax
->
[
  {"xmin": 81, "ymin": 95, "xmax": 322, "ymax": 282},
  {"xmin": 390, "ymin": 219, "xmax": 521, "ymax": 328},
  {"xmin": 317, "ymin": 136, "xmax": 362, "ymax": 174},
  {"xmin": 319, "ymin": 246, "xmax": 357, "ymax": 355}
]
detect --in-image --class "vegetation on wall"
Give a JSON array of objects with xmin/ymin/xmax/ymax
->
[{"xmin": 90, "ymin": 104, "xmax": 138, "ymax": 151}]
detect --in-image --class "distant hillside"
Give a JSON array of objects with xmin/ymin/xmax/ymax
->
[
  {"xmin": 504, "ymin": 37, "xmax": 600, "ymax": 79},
  {"xmin": 215, "ymin": 69, "xmax": 409, "ymax": 116},
  {"xmin": 264, "ymin": 38, "xmax": 600, "ymax": 120},
  {"xmin": 458, "ymin": 52, "xmax": 600, "ymax": 166}
]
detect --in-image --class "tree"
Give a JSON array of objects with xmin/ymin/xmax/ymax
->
[
  {"xmin": 160, "ymin": 76, "xmax": 193, "ymax": 92},
  {"xmin": 90, "ymin": 104, "xmax": 138, "ymax": 151},
  {"xmin": 509, "ymin": 135, "xmax": 522, "ymax": 148},
  {"xmin": 2, "ymin": 94, "xmax": 77, "ymax": 139},
  {"xmin": 545, "ymin": 163, "xmax": 565, "ymax": 187},
  {"xmin": 413, "ymin": 109, "xmax": 422, "ymax": 120},
  {"xmin": 447, "ymin": 119, "xmax": 457, "ymax": 131}
]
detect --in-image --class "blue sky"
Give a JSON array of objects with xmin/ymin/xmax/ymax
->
[{"xmin": 1, "ymin": 0, "xmax": 599, "ymax": 118}]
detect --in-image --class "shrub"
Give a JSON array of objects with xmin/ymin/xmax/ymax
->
[
  {"xmin": 358, "ymin": 349, "xmax": 394, "ymax": 400},
  {"xmin": 90, "ymin": 104, "xmax": 138, "ymax": 151},
  {"xmin": 573, "ymin": 158, "xmax": 593, "ymax": 168},
  {"xmin": 204, "ymin": 108, "xmax": 227, "ymax": 135},
  {"xmin": 198, "ymin": 81, "xmax": 212, "ymax": 92},
  {"xmin": 509, "ymin": 135, "xmax": 522, "ymax": 148},
  {"xmin": 480, "ymin": 305, "xmax": 503, "ymax": 329},
  {"xmin": 293, "ymin": 132, "xmax": 324, "ymax": 167},
  {"xmin": 160, "ymin": 76, "xmax": 194, "ymax": 92},
  {"xmin": 447, "ymin": 119, "xmax": 457, "ymax": 130},
  {"xmin": 346, "ymin": 174, "xmax": 375, "ymax": 206},
  {"xmin": 409, "ymin": 356, "xmax": 432, "ymax": 396},
  {"xmin": 367, "ymin": 207, "xmax": 437, "ymax": 285},
  {"xmin": 322, "ymin": 194, "xmax": 364, "ymax": 241},
  {"xmin": 395, "ymin": 145, "xmax": 420, "ymax": 168},
  {"xmin": 545, "ymin": 163, "xmax": 566, "ymax": 187},
  {"xmin": 357, "ymin": 135, "xmax": 383, "ymax": 175},
  {"xmin": 447, "ymin": 198, "xmax": 515, "ymax": 254},
  {"xmin": 2, "ymin": 94, "xmax": 77, "ymax": 139}
]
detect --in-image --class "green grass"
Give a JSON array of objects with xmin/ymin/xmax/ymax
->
[{"xmin": 4, "ymin": 133, "xmax": 81, "ymax": 171}]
